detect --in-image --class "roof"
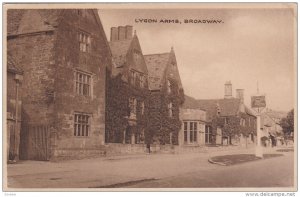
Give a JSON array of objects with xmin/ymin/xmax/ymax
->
[
  {"xmin": 144, "ymin": 53, "xmax": 170, "ymax": 90},
  {"xmin": 7, "ymin": 9, "xmax": 63, "ymax": 35},
  {"xmin": 245, "ymin": 106, "xmax": 257, "ymax": 117},
  {"xmin": 180, "ymin": 108, "xmax": 206, "ymax": 122},
  {"xmin": 7, "ymin": 53, "xmax": 23, "ymax": 74},
  {"xmin": 183, "ymin": 95, "xmax": 241, "ymax": 121}
]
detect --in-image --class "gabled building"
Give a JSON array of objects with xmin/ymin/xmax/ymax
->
[
  {"xmin": 144, "ymin": 48, "xmax": 185, "ymax": 145},
  {"xmin": 183, "ymin": 81, "xmax": 257, "ymax": 146},
  {"xmin": 7, "ymin": 9, "xmax": 112, "ymax": 160},
  {"xmin": 106, "ymin": 26, "xmax": 149, "ymax": 145}
]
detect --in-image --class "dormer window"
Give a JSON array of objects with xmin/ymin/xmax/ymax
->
[{"xmin": 78, "ymin": 31, "xmax": 91, "ymax": 53}]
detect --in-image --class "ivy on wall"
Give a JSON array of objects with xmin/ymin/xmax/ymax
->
[
  {"xmin": 105, "ymin": 69, "xmax": 150, "ymax": 144},
  {"xmin": 148, "ymin": 77, "xmax": 184, "ymax": 145}
]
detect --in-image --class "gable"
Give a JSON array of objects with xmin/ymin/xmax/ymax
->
[
  {"xmin": 127, "ymin": 36, "xmax": 148, "ymax": 74},
  {"xmin": 7, "ymin": 9, "xmax": 58, "ymax": 35},
  {"xmin": 144, "ymin": 53, "xmax": 170, "ymax": 90},
  {"xmin": 164, "ymin": 49, "xmax": 183, "ymax": 90}
]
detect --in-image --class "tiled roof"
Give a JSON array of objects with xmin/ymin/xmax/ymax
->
[
  {"xmin": 144, "ymin": 53, "xmax": 170, "ymax": 90},
  {"xmin": 183, "ymin": 95, "xmax": 241, "ymax": 121},
  {"xmin": 7, "ymin": 53, "xmax": 23, "ymax": 74},
  {"xmin": 245, "ymin": 106, "xmax": 257, "ymax": 117},
  {"xmin": 7, "ymin": 9, "xmax": 63, "ymax": 35}
]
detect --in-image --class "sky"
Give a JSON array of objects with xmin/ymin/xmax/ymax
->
[{"xmin": 98, "ymin": 6, "xmax": 296, "ymax": 112}]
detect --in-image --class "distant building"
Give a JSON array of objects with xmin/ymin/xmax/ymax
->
[
  {"xmin": 7, "ymin": 9, "xmax": 112, "ymax": 160},
  {"xmin": 260, "ymin": 110, "xmax": 285, "ymax": 146},
  {"xmin": 183, "ymin": 82, "xmax": 257, "ymax": 146}
]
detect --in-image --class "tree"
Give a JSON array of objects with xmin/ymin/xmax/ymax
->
[{"xmin": 280, "ymin": 109, "xmax": 294, "ymax": 140}]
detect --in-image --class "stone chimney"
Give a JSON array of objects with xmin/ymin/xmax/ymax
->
[
  {"xmin": 125, "ymin": 25, "xmax": 133, "ymax": 39},
  {"xmin": 118, "ymin": 26, "xmax": 126, "ymax": 40},
  {"xmin": 110, "ymin": 27, "xmax": 118, "ymax": 41},
  {"xmin": 224, "ymin": 81, "xmax": 233, "ymax": 99},
  {"xmin": 236, "ymin": 89, "xmax": 244, "ymax": 104},
  {"xmin": 110, "ymin": 25, "xmax": 134, "ymax": 41}
]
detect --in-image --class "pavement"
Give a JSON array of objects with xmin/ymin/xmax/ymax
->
[{"xmin": 5, "ymin": 145, "xmax": 295, "ymax": 190}]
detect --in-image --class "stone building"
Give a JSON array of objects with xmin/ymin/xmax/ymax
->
[
  {"xmin": 7, "ymin": 9, "xmax": 112, "ymax": 160},
  {"xmin": 183, "ymin": 82, "xmax": 257, "ymax": 146},
  {"xmin": 7, "ymin": 54, "xmax": 23, "ymax": 161},
  {"xmin": 144, "ymin": 48, "xmax": 185, "ymax": 145},
  {"xmin": 106, "ymin": 26, "xmax": 150, "ymax": 145}
]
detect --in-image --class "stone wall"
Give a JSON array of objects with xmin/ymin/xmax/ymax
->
[
  {"xmin": 52, "ymin": 10, "xmax": 111, "ymax": 158},
  {"xmin": 8, "ymin": 32, "xmax": 56, "ymax": 125}
]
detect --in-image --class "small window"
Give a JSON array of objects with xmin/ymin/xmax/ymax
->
[
  {"xmin": 167, "ymin": 80, "xmax": 171, "ymax": 93},
  {"xmin": 129, "ymin": 97, "xmax": 137, "ymax": 115},
  {"xmin": 78, "ymin": 31, "xmax": 91, "ymax": 52},
  {"xmin": 139, "ymin": 74, "xmax": 144, "ymax": 88},
  {"xmin": 168, "ymin": 102, "xmax": 173, "ymax": 117},
  {"xmin": 140, "ymin": 101, "xmax": 145, "ymax": 115},
  {"xmin": 130, "ymin": 70, "xmax": 135, "ymax": 86},
  {"xmin": 184, "ymin": 122, "xmax": 188, "ymax": 143},
  {"xmin": 74, "ymin": 113, "xmax": 90, "ymax": 136},
  {"xmin": 75, "ymin": 70, "xmax": 92, "ymax": 96}
]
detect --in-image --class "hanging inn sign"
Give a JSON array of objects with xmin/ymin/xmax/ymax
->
[{"xmin": 251, "ymin": 95, "xmax": 266, "ymax": 108}]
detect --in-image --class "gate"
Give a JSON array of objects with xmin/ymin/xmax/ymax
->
[{"xmin": 20, "ymin": 125, "xmax": 51, "ymax": 161}]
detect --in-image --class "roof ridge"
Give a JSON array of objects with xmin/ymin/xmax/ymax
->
[
  {"xmin": 144, "ymin": 52, "xmax": 170, "ymax": 56},
  {"xmin": 109, "ymin": 38, "xmax": 133, "ymax": 44}
]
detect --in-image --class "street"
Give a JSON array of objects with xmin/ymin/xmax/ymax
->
[{"xmin": 6, "ymin": 146, "xmax": 295, "ymax": 190}]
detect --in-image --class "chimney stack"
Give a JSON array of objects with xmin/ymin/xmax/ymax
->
[
  {"xmin": 110, "ymin": 27, "xmax": 118, "ymax": 41},
  {"xmin": 236, "ymin": 89, "xmax": 244, "ymax": 104},
  {"xmin": 110, "ymin": 25, "xmax": 134, "ymax": 41},
  {"xmin": 224, "ymin": 81, "xmax": 233, "ymax": 99},
  {"xmin": 125, "ymin": 25, "xmax": 133, "ymax": 39}
]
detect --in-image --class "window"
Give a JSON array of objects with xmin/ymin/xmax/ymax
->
[
  {"xmin": 167, "ymin": 80, "xmax": 171, "ymax": 93},
  {"xmin": 130, "ymin": 70, "xmax": 135, "ymax": 86},
  {"xmin": 129, "ymin": 97, "xmax": 137, "ymax": 115},
  {"xmin": 78, "ymin": 32, "xmax": 91, "ymax": 52},
  {"xmin": 205, "ymin": 125, "xmax": 212, "ymax": 144},
  {"xmin": 139, "ymin": 74, "xmax": 144, "ymax": 88},
  {"xmin": 240, "ymin": 118, "xmax": 246, "ymax": 126},
  {"xmin": 140, "ymin": 101, "xmax": 145, "ymax": 115},
  {"xmin": 189, "ymin": 122, "xmax": 197, "ymax": 143},
  {"xmin": 184, "ymin": 122, "xmax": 188, "ymax": 143},
  {"xmin": 74, "ymin": 113, "xmax": 90, "ymax": 136},
  {"xmin": 193, "ymin": 122, "xmax": 197, "ymax": 142},
  {"xmin": 135, "ymin": 129, "xmax": 145, "ymax": 144},
  {"xmin": 168, "ymin": 102, "xmax": 173, "ymax": 117},
  {"xmin": 75, "ymin": 70, "xmax": 92, "ymax": 96}
]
